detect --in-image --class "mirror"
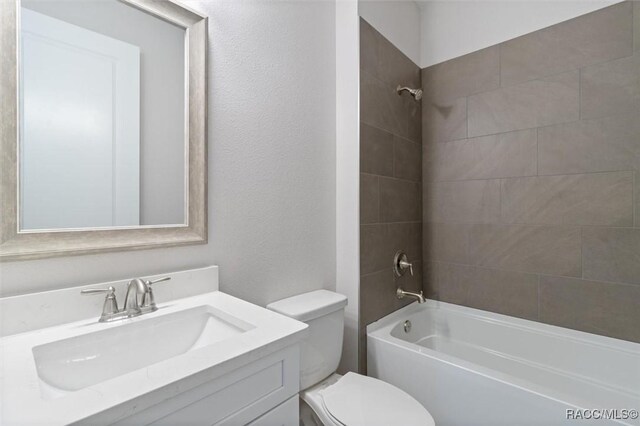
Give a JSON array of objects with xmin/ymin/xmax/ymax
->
[
  {"xmin": 0, "ymin": 0, "xmax": 207, "ymax": 259},
  {"xmin": 20, "ymin": 0, "xmax": 186, "ymax": 230}
]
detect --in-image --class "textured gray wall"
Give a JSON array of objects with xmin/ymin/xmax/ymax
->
[{"xmin": 422, "ymin": 1, "xmax": 640, "ymax": 343}]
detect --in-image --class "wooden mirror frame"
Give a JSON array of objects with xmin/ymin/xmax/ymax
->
[{"xmin": 0, "ymin": 0, "xmax": 207, "ymax": 261}]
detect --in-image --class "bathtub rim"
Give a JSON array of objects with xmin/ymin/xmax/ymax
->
[{"xmin": 366, "ymin": 299, "xmax": 640, "ymax": 418}]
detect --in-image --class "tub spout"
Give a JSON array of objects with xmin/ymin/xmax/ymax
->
[{"xmin": 397, "ymin": 287, "xmax": 425, "ymax": 303}]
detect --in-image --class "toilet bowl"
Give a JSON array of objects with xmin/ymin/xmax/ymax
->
[{"xmin": 267, "ymin": 290, "xmax": 435, "ymax": 426}]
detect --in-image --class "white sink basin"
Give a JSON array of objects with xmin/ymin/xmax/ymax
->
[
  {"xmin": 1, "ymin": 287, "xmax": 307, "ymax": 426},
  {"xmin": 32, "ymin": 306, "xmax": 254, "ymax": 394}
]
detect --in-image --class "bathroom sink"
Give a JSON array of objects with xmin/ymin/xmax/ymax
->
[
  {"xmin": 32, "ymin": 306, "xmax": 253, "ymax": 393},
  {"xmin": 1, "ymin": 287, "xmax": 307, "ymax": 425}
]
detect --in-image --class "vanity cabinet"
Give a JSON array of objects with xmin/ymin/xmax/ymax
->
[{"xmin": 110, "ymin": 345, "xmax": 300, "ymax": 426}]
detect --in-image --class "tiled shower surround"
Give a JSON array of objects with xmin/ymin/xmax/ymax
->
[
  {"xmin": 422, "ymin": 1, "xmax": 640, "ymax": 343},
  {"xmin": 359, "ymin": 19, "xmax": 423, "ymax": 372}
]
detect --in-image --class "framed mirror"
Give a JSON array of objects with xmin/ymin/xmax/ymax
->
[{"xmin": 0, "ymin": 0, "xmax": 207, "ymax": 260}]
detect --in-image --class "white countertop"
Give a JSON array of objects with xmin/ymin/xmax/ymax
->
[{"xmin": 0, "ymin": 290, "xmax": 307, "ymax": 425}]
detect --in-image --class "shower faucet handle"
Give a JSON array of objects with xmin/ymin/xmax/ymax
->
[{"xmin": 393, "ymin": 251, "xmax": 414, "ymax": 277}]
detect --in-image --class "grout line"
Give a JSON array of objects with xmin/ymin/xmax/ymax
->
[
  {"xmin": 455, "ymin": 117, "xmax": 583, "ymax": 142},
  {"xmin": 361, "ymin": 171, "xmax": 421, "ymax": 184},
  {"xmin": 438, "ymin": 109, "xmax": 635, "ymax": 146},
  {"xmin": 537, "ymin": 275, "xmax": 541, "ymax": 321},
  {"xmin": 377, "ymin": 175, "xmax": 381, "ymax": 223},
  {"xmin": 391, "ymin": 136, "xmax": 396, "ymax": 178},
  {"xmin": 429, "ymin": 260, "xmax": 640, "ymax": 288},
  {"xmin": 493, "ymin": 49, "xmax": 635, "ymax": 90},
  {"xmin": 361, "ymin": 221, "xmax": 422, "ymax": 227},
  {"xmin": 580, "ymin": 227, "xmax": 584, "ymax": 279},
  {"xmin": 465, "ymin": 96, "xmax": 469, "ymax": 139},
  {"xmin": 536, "ymin": 129, "xmax": 540, "ymax": 176},
  {"xmin": 499, "ymin": 179, "xmax": 504, "ymax": 222},
  {"xmin": 578, "ymin": 67, "xmax": 582, "ymax": 121},
  {"xmin": 498, "ymin": 44, "xmax": 502, "ymax": 88},
  {"xmin": 424, "ymin": 219, "xmax": 638, "ymax": 230},
  {"xmin": 424, "ymin": 169, "xmax": 637, "ymax": 184}
]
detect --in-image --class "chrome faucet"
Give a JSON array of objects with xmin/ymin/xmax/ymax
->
[
  {"xmin": 122, "ymin": 278, "xmax": 148, "ymax": 317},
  {"xmin": 396, "ymin": 288, "xmax": 426, "ymax": 304},
  {"xmin": 393, "ymin": 250, "xmax": 426, "ymax": 304},
  {"xmin": 81, "ymin": 276, "xmax": 171, "ymax": 322}
]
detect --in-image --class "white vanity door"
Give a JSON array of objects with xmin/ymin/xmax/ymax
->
[
  {"xmin": 20, "ymin": 8, "xmax": 140, "ymax": 230},
  {"xmin": 247, "ymin": 396, "xmax": 298, "ymax": 426}
]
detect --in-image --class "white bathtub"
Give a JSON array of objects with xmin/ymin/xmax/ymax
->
[{"xmin": 367, "ymin": 300, "xmax": 640, "ymax": 426}]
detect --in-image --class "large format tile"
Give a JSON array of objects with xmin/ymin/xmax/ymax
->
[
  {"xmin": 636, "ymin": 172, "xmax": 640, "ymax": 227},
  {"xmin": 424, "ymin": 129, "xmax": 537, "ymax": 181},
  {"xmin": 425, "ymin": 179, "xmax": 501, "ymax": 224},
  {"xmin": 583, "ymin": 227, "xmax": 640, "ymax": 285},
  {"xmin": 421, "ymin": 46, "xmax": 499, "ymax": 102},
  {"xmin": 379, "ymin": 177, "xmax": 421, "ymax": 222},
  {"xmin": 635, "ymin": 1, "xmax": 640, "ymax": 52},
  {"xmin": 388, "ymin": 222, "xmax": 422, "ymax": 262},
  {"xmin": 539, "ymin": 276, "xmax": 640, "ymax": 343},
  {"xmin": 378, "ymin": 33, "xmax": 421, "ymax": 89},
  {"xmin": 467, "ymin": 71, "xmax": 579, "ymax": 137},
  {"xmin": 360, "ymin": 173, "xmax": 379, "ymax": 224},
  {"xmin": 394, "ymin": 136, "xmax": 421, "ymax": 182},
  {"xmin": 360, "ymin": 18, "xmax": 421, "ymax": 88},
  {"xmin": 422, "ymin": 97, "xmax": 467, "ymax": 143},
  {"xmin": 438, "ymin": 263, "xmax": 539, "ymax": 321},
  {"xmin": 361, "ymin": 71, "xmax": 412, "ymax": 139},
  {"xmin": 361, "ymin": 224, "xmax": 389, "ymax": 275},
  {"xmin": 361, "ymin": 223, "xmax": 422, "ymax": 275},
  {"xmin": 500, "ymin": 2, "xmax": 633, "ymax": 86},
  {"xmin": 468, "ymin": 224, "xmax": 582, "ymax": 276},
  {"xmin": 423, "ymin": 222, "xmax": 471, "ymax": 264},
  {"xmin": 360, "ymin": 123, "xmax": 394, "ymax": 176},
  {"xmin": 360, "ymin": 18, "xmax": 379, "ymax": 75},
  {"xmin": 538, "ymin": 113, "xmax": 640, "ymax": 175},
  {"xmin": 580, "ymin": 54, "xmax": 640, "ymax": 120},
  {"xmin": 501, "ymin": 172, "xmax": 634, "ymax": 226},
  {"xmin": 360, "ymin": 268, "xmax": 398, "ymax": 326},
  {"xmin": 421, "ymin": 261, "xmax": 439, "ymax": 299},
  {"xmin": 406, "ymin": 98, "xmax": 422, "ymax": 144}
]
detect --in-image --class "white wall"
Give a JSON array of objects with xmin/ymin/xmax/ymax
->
[
  {"xmin": 418, "ymin": 0, "xmax": 622, "ymax": 67},
  {"xmin": 336, "ymin": 0, "xmax": 360, "ymax": 374},
  {"xmin": 0, "ymin": 0, "xmax": 337, "ymax": 308},
  {"xmin": 358, "ymin": 0, "xmax": 422, "ymax": 65}
]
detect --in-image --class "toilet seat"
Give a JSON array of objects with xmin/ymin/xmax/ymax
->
[{"xmin": 301, "ymin": 373, "xmax": 435, "ymax": 426}]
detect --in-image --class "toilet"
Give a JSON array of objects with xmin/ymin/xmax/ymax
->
[{"xmin": 267, "ymin": 290, "xmax": 435, "ymax": 426}]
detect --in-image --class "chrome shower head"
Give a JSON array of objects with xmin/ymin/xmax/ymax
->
[{"xmin": 397, "ymin": 85, "xmax": 423, "ymax": 101}]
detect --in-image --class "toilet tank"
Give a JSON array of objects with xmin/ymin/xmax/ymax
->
[{"xmin": 267, "ymin": 290, "xmax": 348, "ymax": 390}]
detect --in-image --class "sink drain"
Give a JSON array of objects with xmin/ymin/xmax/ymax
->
[{"xmin": 403, "ymin": 320, "xmax": 412, "ymax": 333}]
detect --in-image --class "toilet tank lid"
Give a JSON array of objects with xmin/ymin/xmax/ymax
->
[{"xmin": 267, "ymin": 290, "xmax": 348, "ymax": 322}]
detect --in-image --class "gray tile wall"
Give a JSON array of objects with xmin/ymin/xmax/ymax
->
[
  {"xmin": 359, "ymin": 19, "xmax": 423, "ymax": 373},
  {"xmin": 422, "ymin": 1, "xmax": 640, "ymax": 343}
]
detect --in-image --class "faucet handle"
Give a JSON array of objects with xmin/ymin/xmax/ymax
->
[
  {"xmin": 394, "ymin": 251, "xmax": 414, "ymax": 277},
  {"xmin": 399, "ymin": 259, "xmax": 414, "ymax": 276},
  {"xmin": 147, "ymin": 277, "xmax": 171, "ymax": 285},
  {"xmin": 140, "ymin": 277, "xmax": 170, "ymax": 310},
  {"xmin": 81, "ymin": 286, "xmax": 119, "ymax": 320},
  {"xmin": 81, "ymin": 286, "xmax": 116, "ymax": 296}
]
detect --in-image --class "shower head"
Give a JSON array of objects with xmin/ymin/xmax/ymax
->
[{"xmin": 397, "ymin": 85, "xmax": 423, "ymax": 101}]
